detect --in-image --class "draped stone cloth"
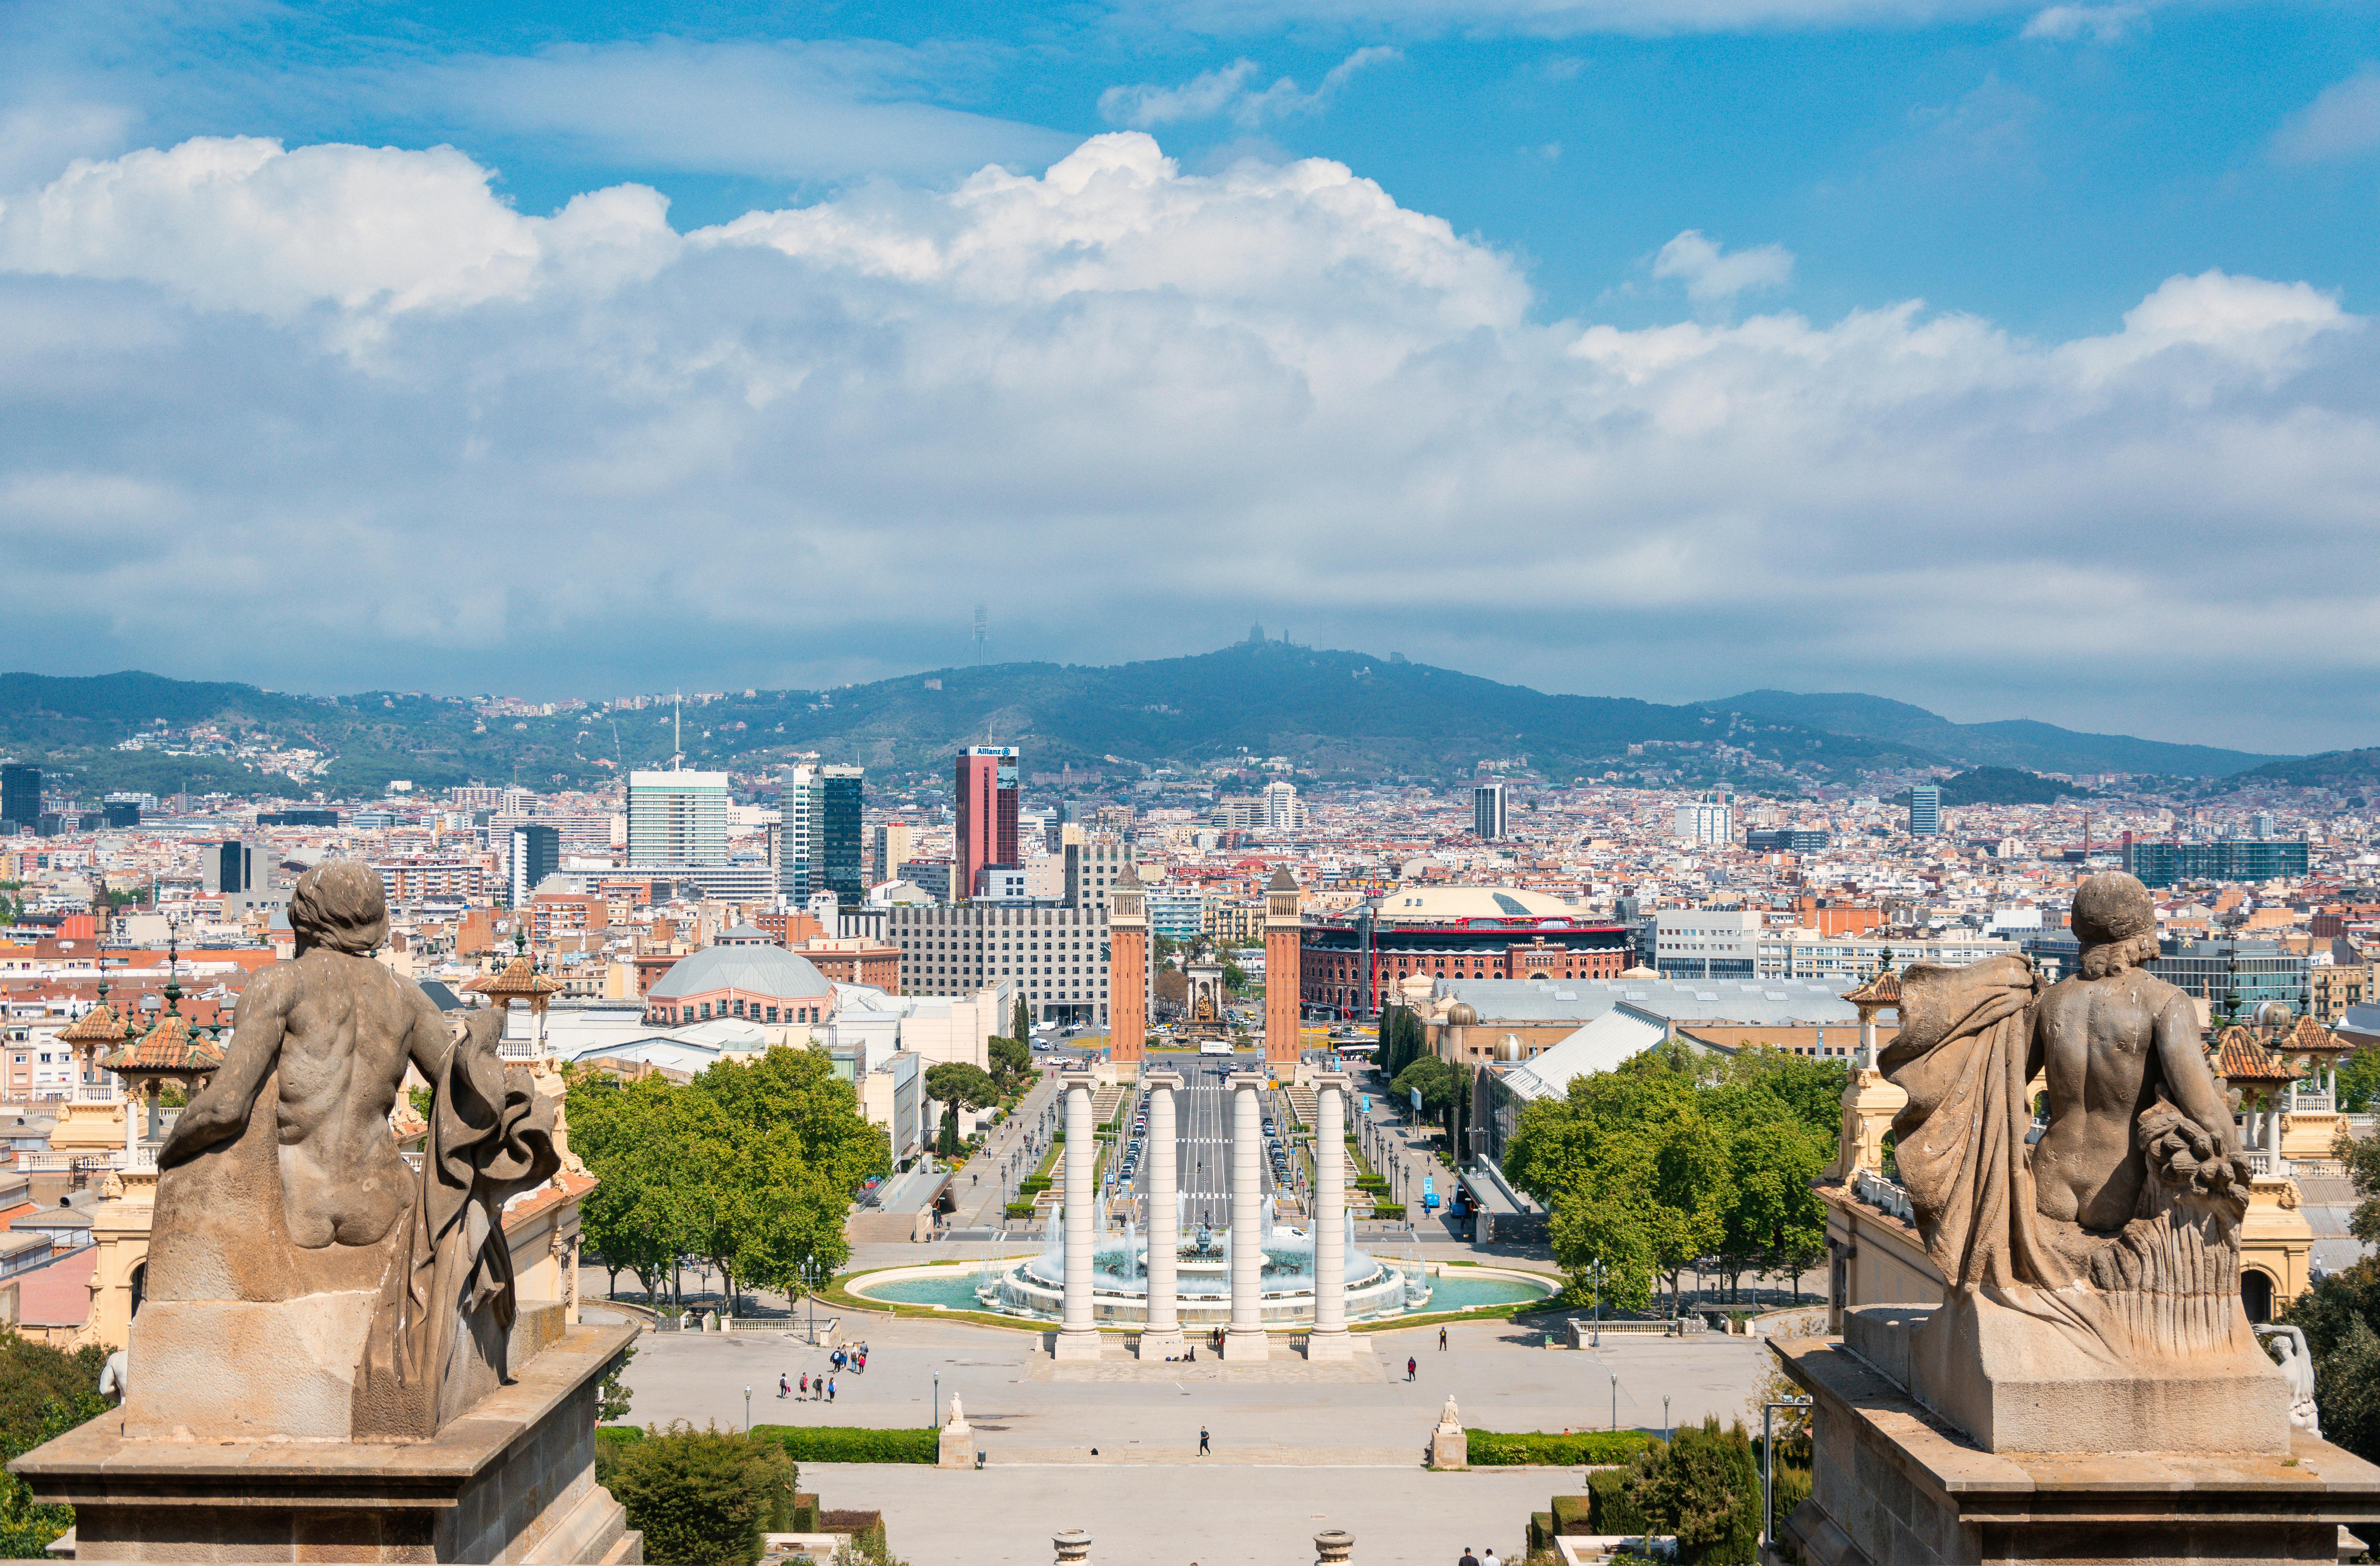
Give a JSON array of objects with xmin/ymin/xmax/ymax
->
[
  {"xmin": 353, "ymin": 1017, "xmax": 559, "ymax": 1439},
  {"xmin": 1878, "ymin": 954, "xmax": 2073, "ymax": 1294}
]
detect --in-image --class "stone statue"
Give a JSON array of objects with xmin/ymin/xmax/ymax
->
[
  {"xmin": 1877, "ymin": 871, "xmax": 2289, "ymax": 1452},
  {"xmin": 1436, "ymin": 1394, "xmax": 1462, "ymax": 1433},
  {"xmin": 2259, "ymin": 1324, "xmax": 2322, "ymax": 1437},
  {"xmin": 126, "ymin": 861, "xmax": 558, "ymax": 1442}
]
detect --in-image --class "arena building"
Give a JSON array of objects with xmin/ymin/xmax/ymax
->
[
  {"xmin": 1298, "ymin": 887, "xmax": 1631, "ymax": 1019},
  {"xmin": 643, "ymin": 925, "xmax": 838, "ymax": 1028}
]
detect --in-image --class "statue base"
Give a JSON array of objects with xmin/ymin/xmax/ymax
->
[
  {"xmin": 13, "ymin": 1318, "xmax": 639, "ymax": 1564},
  {"xmin": 1847, "ymin": 1300, "xmax": 2291, "ymax": 1456},
  {"xmin": 1223, "ymin": 1327, "xmax": 1271, "ymax": 1362},
  {"xmin": 1135, "ymin": 1328, "xmax": 1186, "ymax": 1361},
  {"xmin": 1778, "ymin": 1332, "xmax": 2380, "ymax": 1566},
  {"xmin": 1304, "ymin": 1327, "xmax": 1355, "ymax": 1361}
]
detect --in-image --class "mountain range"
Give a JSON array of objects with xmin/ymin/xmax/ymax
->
[{"xmin": 0, "ymin": 648, "xmax": 2319, "ymax": 799}]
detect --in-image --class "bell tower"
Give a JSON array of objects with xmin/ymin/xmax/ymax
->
[
  {"xmin": 1263, "ymin": 865, "xmax": 1302, "ymax": 1067},
  {"xmin": 1108, "ymin": 861, "xmax": 1146, "ymax": 1065}
]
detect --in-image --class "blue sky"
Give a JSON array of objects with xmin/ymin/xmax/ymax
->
[{"xmin": 2, "ymin": 0, "xmax": 2377, "ymax": 749}]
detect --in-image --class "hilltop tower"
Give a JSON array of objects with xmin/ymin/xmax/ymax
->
[
  {"xmin": 1109, "ymin": 860, "xmax": 1147, "ymax": 1066},
  {"xmin": 1264, "ymin": 864, "xmax": 1302, "ymax": 1067}
]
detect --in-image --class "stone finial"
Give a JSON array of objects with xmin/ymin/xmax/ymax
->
[
  {"xmin": 1053, "ymin": 1529, "xmax": 1092, "ymax": 1566},
  {"xmin": 1314, "ymin": 1529, "xmax": 1355, "ymax": 1566},
  {"xmin": 1436, "ymin": 1395, "xmax": 1463, "ymax": 1433}
]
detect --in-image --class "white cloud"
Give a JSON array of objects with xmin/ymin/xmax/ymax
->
[
  {"xmin": 1118, "ymin": 0, "xmax": 2058, "ymax": 39},
  {"xmin": 0, "ymin": 131, "xmax": 2374, "ymax": 748},
  {"xmin": 2019, "ymin": 5, "xmax": 2146, "ymax": 43},
  {"xmin": 2271, "ymin": 65, "xmax": 2380, "ymax": 165},
  {"xmin": 1651, "ymin": 230, "xmax": 1794, "ymax": 301},
  {"xmin": 1100, "ymin": 47, "xmax": 1400, "ymax": 129},
  {"xmin": 405, "ymin": 39, "xmax": 1079, "ymax": 184}
]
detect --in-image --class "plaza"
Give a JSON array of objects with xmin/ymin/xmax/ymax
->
[{"xmin": 608, "ymin": 1294, "xmax": 1777, "ymax": 1565}]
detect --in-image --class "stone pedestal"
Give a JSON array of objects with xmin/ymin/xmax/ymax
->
[
  {"xmin": 1778, "ymin": 1330, "xmax": 2380, "ymax": 1566},
  {"xmin": 14, "ymin": 1319, "xmax": 641, "ymax": 1564},
  {"xmin": 1428, "ymin": 1398, "xmax": 1468, "ymax": 1470},
  {"xmin": 938, "ymin": 1399, "xmax": 976, "ymax": 1469}
]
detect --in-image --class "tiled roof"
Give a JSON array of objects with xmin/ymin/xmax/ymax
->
[
  {"xmin": 2286, "ymin": 1016, "xmax": 2350, "ymax": 1057},
  {"xmin": 57, "ymin": 1005, "xmax": 129, "ymax": 1046},
  {"xmin": 465, "ymin": 955, "xmax": 566, "ymax": 1003},
  {"xmin": 2213, "ymin": 1026, "xmax": 2297, "ymax": 1083},
  {"xmin": 1843, "ymin": 969, "xmax": 1902, "ymax": 1007},
  {"xmin": 98, "ymin": 1012, "xmax": 226, "ymax": 1076}
]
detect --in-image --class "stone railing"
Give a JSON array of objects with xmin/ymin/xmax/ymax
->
[
  {"xmin": 1851, "ymin": 1167, "xmax": 1914, "ymax": 1223},
  {"xmin": 2240, "ymin": 1147, "xmax": 2277, "ymax": 1176},
  {"xmin": 2288, "ymin": 1089, "xmax": 2336, "ymax": 1114}
]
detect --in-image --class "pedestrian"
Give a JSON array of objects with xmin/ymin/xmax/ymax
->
[
  {"xmin": 1459, "ymin": 1549, "xmax": 1478, "ymax": 1566},
  {"xmin": 1439, "ymin": 1326, "xmax": 1448, "ymax": 1352},
  {"xmin": 799, "ymin": 1372, "xmax": 809, "ymax": 1397},
  {"xmin": 1406, "ymin": 1356, "xmax": 1417, "ymax": 1382},
  {"xmin": 1199, "ymin": 1426, "xmax": 1211, "ymax": 1456},
  {"xmin": 1482, "ymin": 1550, "xmax": 1499, "ymax": 1566},
  {"xmin": 779, "ymin": 1374, "xmax": 791, "ymax": 1399},
  {"xmin": 828, "ymin": 1377, "xmax": 837, "ymax": 1403}
]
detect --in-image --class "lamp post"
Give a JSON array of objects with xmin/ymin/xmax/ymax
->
[
  {"xmin": 1610, "ymin": 1374, "xmax": 1619, "ymax": 1432},
  {"xmin": 743, "ymin": 1384, "xmax": 751, "ymax": 1432},
  {"xmin": 1591, "ymin": 1256, "xmax": 1605, "ymax": 1349},
  {"xmin": 934, "ymin": 1372, "xmax": 941, "ymax": 1428}
]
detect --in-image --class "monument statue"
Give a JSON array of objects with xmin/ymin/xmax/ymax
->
[
  {"xmin": 1877, "ymin": 870, "xmax": 2288, "ymax": 1451},
  {"xmin": 128, "ymin": 860, "xmax": 559, "ymax": 1441}
]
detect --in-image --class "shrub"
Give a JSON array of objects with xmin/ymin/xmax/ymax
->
[
  {"xmin": 751, "ymin": 1425, "xmax": 939, "ymax": 1464},
  {"xmin": 1772, "ymin": 1462, "xmax": 1812, "ymax": 1538},
  {"xmin": 1589, "ymin": 1464, "xmax": 1653, "ymax": 1533},
  {"xmin": 0, "ymin": 1333, "xmax": 109, "ymax": 1558},
  {"xmin": 1549, "ymin": 1494, "xmax": 1593, "ymax": 1535},
  {"xmin": 1628, "ymin": 1418, "xmax": 1760, "ymax": 1565},
  {"xmin": 603, "ymin": 1422, "xmax": 797, "ymax": 1566},
  {"xmin": 1004, "ymin": 1202, "xmax": 1037, "ymax": 1219},
  {"xmin": 1465, "ymin": 1430, "xmax": 1656, "ymax": 1466}
]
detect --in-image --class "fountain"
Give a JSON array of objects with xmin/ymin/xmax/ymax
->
[{"xmin": 977, "ymin": 1205, "xmax": 1422, "ymax": 1327}]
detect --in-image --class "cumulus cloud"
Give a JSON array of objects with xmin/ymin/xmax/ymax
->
[
  {"xmin": 1100, "ymin": 47, "xmax": 1399, "ymax": 129},
  {"xmin": 2019, "ymin": 5, "xmax": 2145, "ymax": 43},
  {"xmin": 1651, "ymin": 230, "xmax": 1794, "ymax": 301},
  {"xmin": 2272, "ymin": 65, "xmax": 2380, "ymax": 165},
  {"xmin": 0, "ymin": 130, "xmax": 2373, "ymax": 748}
]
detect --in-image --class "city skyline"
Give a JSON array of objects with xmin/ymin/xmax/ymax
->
[{"xmin": 2, "ymin": 4, "xmax": 2375, "ymax": 749}]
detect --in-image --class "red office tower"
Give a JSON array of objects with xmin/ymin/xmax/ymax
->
[{"xmin": 956, "ymin": 746, "xmax": 1019, "ymax": 898}]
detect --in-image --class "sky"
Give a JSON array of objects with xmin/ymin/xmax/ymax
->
[{"xmin": 0, "ymin": 0, "xmax": 2376, "ymax": 753}]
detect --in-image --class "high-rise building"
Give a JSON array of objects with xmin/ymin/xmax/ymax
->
[
  {"xmin": 1908, "ymin": 784, "xmax": 1943, "ymax": 838},
  {"xmin": 1261, "ymin": 780, "xmax": 1305, "ymax": 832},
  {"xmin": 509, "ymin": 824, "xmax": 560, "ymax": 908},
  {"xmin": 870, "ymin": 822, "xmax": 914, "ymax": 886},
  {"xmin": 1473, "ymin": 782, "xmax": 1507, "ymax": 841},
  {"xmin": 2251, "ymin": 811, "xmax": 2277, "ymax": 840},
  {"xmin": 0, "ymin": 765, "xmax": 37, "ymax": 834},
  {"xmin": 820, "ymin": 766, "xmax": 865, "ymax": 905},
  {"xmin": 627, "ymin": 771, "xmax": 729, "ymax": 868},
  {"xmin": 203, "ymin": 840, "xmax": 260, "ymax": 896},
  {"xmin": 1672, "ymin": 790, "xmax": 1732, "ymax": 845},
  {"xmin": 779, "ymin": 765, "xmax": 819, "ymax": 901},
  {"xmin": 956, "ymin": 746, "xmax": 1019, "ymax": 898},
  {"xmin": 102, "ymin": 801, "xmax": 140, "ymax": 829}
]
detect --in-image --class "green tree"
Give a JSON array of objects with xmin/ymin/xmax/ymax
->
[
  {"xmin": 2339, "ymin": 1048, "xmax": 2380, "ymax": 1114},
  {"xmin": 987, "ymin": 1035, "xmax": 1032, "ymax": 1088},
  {"xmin": 1012, "ymin": 995, "xmax": 1033, "ymax": 1043},
  {"xmin": 604, "ymin": 1422, "xmax": 796, "ymax": 1566},
  {"xmin": 1628, "ymin": 1418, "xmax": 1762, "ymax": 1564},
  {"xmin": 925, "ymin": 1062, "xmax": 1000, "ymax": 1158},
  {"xmin": 1221, "ymin": 958, "xmax": 1248, "ymax": 994},
  {"xmin": 0, "ymin": 1335, "xmax": 108, "ymax": 1558},
  {"xmin": 1391, "ymin": 1054, "xmax": 1461, "ymax": 1120}
]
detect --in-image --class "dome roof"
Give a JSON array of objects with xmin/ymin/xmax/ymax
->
[
  {"xmin": 649, "ymin": 942, "xmax": 833, "ymax": 1002},
  {"xmin": 1445, "ymin": 1002, "xmax": 1480, "ymax": 1026}
]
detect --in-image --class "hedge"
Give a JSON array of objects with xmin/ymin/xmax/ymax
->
[
  {"xmin": 1587, "ymin": 1466, "xmax": 1652, "ymax": 1533},
  {"xmin": 750, "ymin": 1425, "xmax": 939, "ymax": 1464},
  {"xmin": 1004, "ymin": 1202, "xmax": 1038, "ymax": 1219},
  {"xmin": 1464, "ymin": 1429, "xmax": 1656, "ymax": 1466},
  {"xmin": 597, "ymin": 1424, "xmax": 646, "ymax": 1447}
]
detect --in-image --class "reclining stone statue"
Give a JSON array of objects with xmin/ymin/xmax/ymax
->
[
  {"xmin": 1874, "ymin": 870, "xmax": 2290, "ymax": 1453},
  {"xmin": 124, "ymin": 860, "xmax": 557, "ymax": 1441}
]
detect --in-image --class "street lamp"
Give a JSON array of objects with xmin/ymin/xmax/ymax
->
[
  {"xmin": 1609, "ymin": 1373, "xmax": 1618, "ymax": 1432},
  {"xmin": 934, "ymin": 1372, "xmax": 941, "ymax": 1429},
  {"xmin": 743, "ymin": 1384, "xmax": 752, "ymax": 1432}
]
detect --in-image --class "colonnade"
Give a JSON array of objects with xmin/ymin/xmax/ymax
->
[{"xmin": 1050, "ymin": 1066, "xmax": 1355, "ymax": 1362}]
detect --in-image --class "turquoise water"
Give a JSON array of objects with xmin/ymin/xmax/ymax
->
[{"xmin": 859, "ymin": 1268, "xmax": 1551, "ymax": 1314}]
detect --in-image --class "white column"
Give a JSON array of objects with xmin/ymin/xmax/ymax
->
[
  {"xmin": 1053, "ymin": 1069, "xmax": 1102, "ymax": 1360},
  {"xmin": 1308, "ymin": 1071, "xmax": 1353, "ymax": 1359},
  {"xmin": 1225, "ymin": 1070, "xmax": 1269, "ymax": 1360},
  {"xmin": 1858, "ymin": 1006, "xmax": 1878, "ymax": 1071},
  {"xmin": 1138, "ymin": 1071, "xmax": 1185, "ymax": 1359}
]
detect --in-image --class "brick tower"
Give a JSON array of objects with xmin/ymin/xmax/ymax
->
[
  {"xmin": 1263, "ymin": 864, "xmax": 1302, "ymax": 1067},
  {"xmin": 1108, "ymin": 859, "xmax": 1147, "ymax": 1065}
]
